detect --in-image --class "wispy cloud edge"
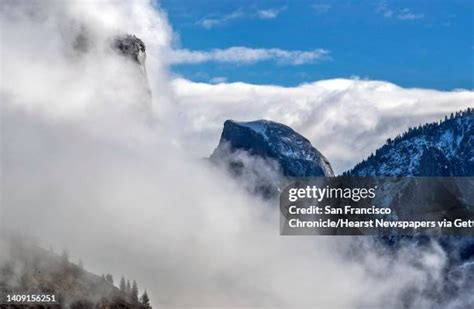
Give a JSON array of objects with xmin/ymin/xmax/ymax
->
[{"xmin": 169, "ymin": 47, "xmax": 331, "ymax": 65}]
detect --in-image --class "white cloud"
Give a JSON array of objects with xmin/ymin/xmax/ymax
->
[
  {"xmin": 257, "ymin": 9, "xmax": 278, "ymax": 19},
  {"xmin": 376, "ymin": 3, "xmax": 394, "ymax": 17},
  {"xmin": 197, "ymin": 9, "xmax": 244, "ymax": 29},
  {"xmin": 1, "ymin": 0, "xmax": 472, "ymax": 308},
  {"xmin": 376, "ymin": 3, "xmax": 424, "ymax": 21},
  {"xmin": 169, "ymin": 47, "xmax": 331, "ymax": 65},
  {"xmin": 257, "ymin": 6, "xmax": 286, "ymax": 19},
  {"xmin": 397, "ymin": 8, "xmax": 424, "ymax": 20},
  {"xmin": 209, "ymin": 76, "xmax": 227, "ymax": 84},
  {"xmin": 171, "ymin": 78, "xmax": 474, "ymax": 173},
  {"xmin": 311, "ymin": 3, "xmax": 331, "ymax": 13},
  {"xmin": 198, "ymin": 7, "xmax": 285, "ymax": 28}
]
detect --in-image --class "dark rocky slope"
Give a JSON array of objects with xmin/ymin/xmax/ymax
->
[
  {"xmin": 211, "ymin": 120, "xmax": 333, "ymax": 178},
  {"xmin": 210, "ymin": 120, "xmax": 333, "ymax": 198}
]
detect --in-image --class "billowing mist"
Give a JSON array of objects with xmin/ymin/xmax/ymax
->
[{"xmin": 1, "ymin": 1, "xmax": 472, "ymax": 308}]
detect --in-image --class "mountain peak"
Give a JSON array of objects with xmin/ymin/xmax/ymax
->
[
  {"xmin": 113, "ymin": 34, "xmax": 146, "ymax": 65},
  {"xmin": 212, "ymin": 119, "xmax": 334, "ymax": 177}
]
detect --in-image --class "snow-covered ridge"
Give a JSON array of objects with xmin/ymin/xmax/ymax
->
[
  {"xmin": 347, "ymin": 108, "xmax": 474, "ymax": 176},
  {"xmin": 211, "ymin": 119, "xmax": 334, "ymax": 177},
  {"xmin": 231, "ymin": 120, "xmax": 269, "ymax": 138},
  {"xmin": 172, "ymin": 77, "xmax": 473, "ymax": 173}
]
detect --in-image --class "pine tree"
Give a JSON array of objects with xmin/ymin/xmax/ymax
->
[
  {"xmin": 131, "ymin": 280, "xmax": 139, "ymax": 302},
  {"xmin": 105, "ymin": 273, "xmax": 114, "ymax": 285},
  {"xmin": 120, "ymin": 276, "xmax": 127, "ymax": 292},
  {"xmin": 126, "ymin": 280, "xmax": 131, "ymax": 294},
  {"xmin": 140, "ymin": 290, "xmax": 151, "ymax": 309}
]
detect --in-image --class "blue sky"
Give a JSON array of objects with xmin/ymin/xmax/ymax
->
[{"xmin": 160, "ymin": 0, "xmax": 473, "ymax": 90}]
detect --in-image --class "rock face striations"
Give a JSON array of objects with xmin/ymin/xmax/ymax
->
[{"xmin": 211, "ymin": 120, "xmax": 334, "ymax": 178}]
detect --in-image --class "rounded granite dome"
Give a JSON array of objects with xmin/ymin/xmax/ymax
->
[{"xmin": 211, "ymin": 119, "xmax": 334, "ymax": 177}]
